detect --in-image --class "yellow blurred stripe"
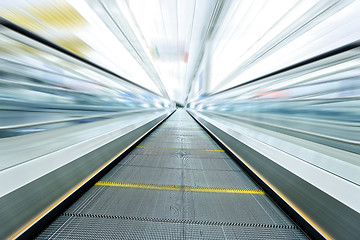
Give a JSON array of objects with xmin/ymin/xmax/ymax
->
[
  {"xmin": 54, "ymin": 35, "xmax": 92, "ymax": 57},
  {"xmin": 1, "ymin": 11, "xmax": 45, "ymax": 31},
  {"xmin": 136, "ymin": 146, "xmax": 224, "ymax": 152},
  {"xmin": 28, "ymin": 1, "xmax": 88, "ymax": 28},
  {"xmin": 0, "ymin": 39, "xmax": 40, "ymax": 55},
  {"xmin": 95, "ymin": 181, "xmax": 265, "ymax": 194}
]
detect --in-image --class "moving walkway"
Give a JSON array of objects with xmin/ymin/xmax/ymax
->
[{"xmin": 36, "ymin": 109, "xmax": 307, "ymax": 239}]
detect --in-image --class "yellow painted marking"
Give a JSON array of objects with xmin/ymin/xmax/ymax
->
[
  {"xmin": 96, "ymin": 182, "xmax": 180, "ymax": 191},
  {"xmin": 151, "ymin": 133, "xmax": 210, "ymax": 137},
  {"xmin": 136, "ymin": 146, "xmax": 224, "ymax": 152},
  {"xmin": 166, "ymin": 121, "xmax": 194, "ymax": 122},
  {"xmin": 9, "ymin": 116, "xmax": 169, "ymax": 240},
  {"xmin": 161, "ymin": 127, "xmax": 202, "ymax": 130},
  {"xmin": 184, "ymin": 186, "xmax": 264, "ymax": 194},
  {"xmin": 95, "ymin": 181, "xmax": 265, "ymax": 194},
  {"xmin": 194, "ymin": 117, "xmax": 332, "ymax": 239}
]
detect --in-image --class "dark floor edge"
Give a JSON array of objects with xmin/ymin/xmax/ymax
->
[
  {"xmin": 186, "ymin": 110, "xmax": 322, "ymax": 240},
  {"xmin": 18, "ymin": 110, "xmax": 175, "ymax": 240},
  {"xmin": 61, "ymin": 213, "xmax": 299, "ymax": 229}
]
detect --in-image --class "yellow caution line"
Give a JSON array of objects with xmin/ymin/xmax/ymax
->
[
  {"xmin": 136, "ymin": 146, "xmax": 224, "ymax": 152},
  {"xmin": 95, "ymin": 181, "xmax": 265, "ymax": 194},
  {"xmin": 96, "ymin": 182, "xmax": 180, "ymax": 191},
  {"xmin": 161, "ymin": 127, "xmax": 202, "ymax": 130},
  {"xmin": 151, "ymin": 133, "xmax": 210, "ymax": 137},
  {"xmin": 184, "ymin": 186, "xmax": 264, "ymax": 194}
]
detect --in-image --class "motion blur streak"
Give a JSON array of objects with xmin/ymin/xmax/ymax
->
[{"xmin": 0, "ymin": 0, "xmax": 359, "ymax": 239}]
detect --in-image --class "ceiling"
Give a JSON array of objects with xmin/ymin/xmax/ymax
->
[{"xmin": 1, "ymin": 0, "xmax": 359, "ymax": 106}]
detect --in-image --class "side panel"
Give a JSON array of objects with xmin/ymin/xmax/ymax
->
[
  {"xmin": 189, "ymin": 110, "xmax": 360, "ymax": 240},
  {"xmin": 0, "ymin": 112, "xmax": 171, "ymax": 239}
]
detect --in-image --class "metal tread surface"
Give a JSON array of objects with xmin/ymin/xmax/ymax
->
[
  {"xmin": 37, "ymin": 215, "xmax": 306, "ymax": 240},
  {"xmin": 118, "ymin": 153, "xmax": 236, "ymax": 169},
  {"xmin": 61, "ymin": 187, "xmax": 294, "ymax": 226},
  {"xmin": 128, "ymin": 147, "xmax": 229, "ymax": 158},
  {"xmin": 99, "ymin": 165, "xmax": 258, "ymax": 189},
  {"xmin": 62, "ymin": 212, "xmax": 299, "ymax": 228},
  {"xmin": 37, "ymin": 109, "xmax": 308, "ymax": 239}
]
